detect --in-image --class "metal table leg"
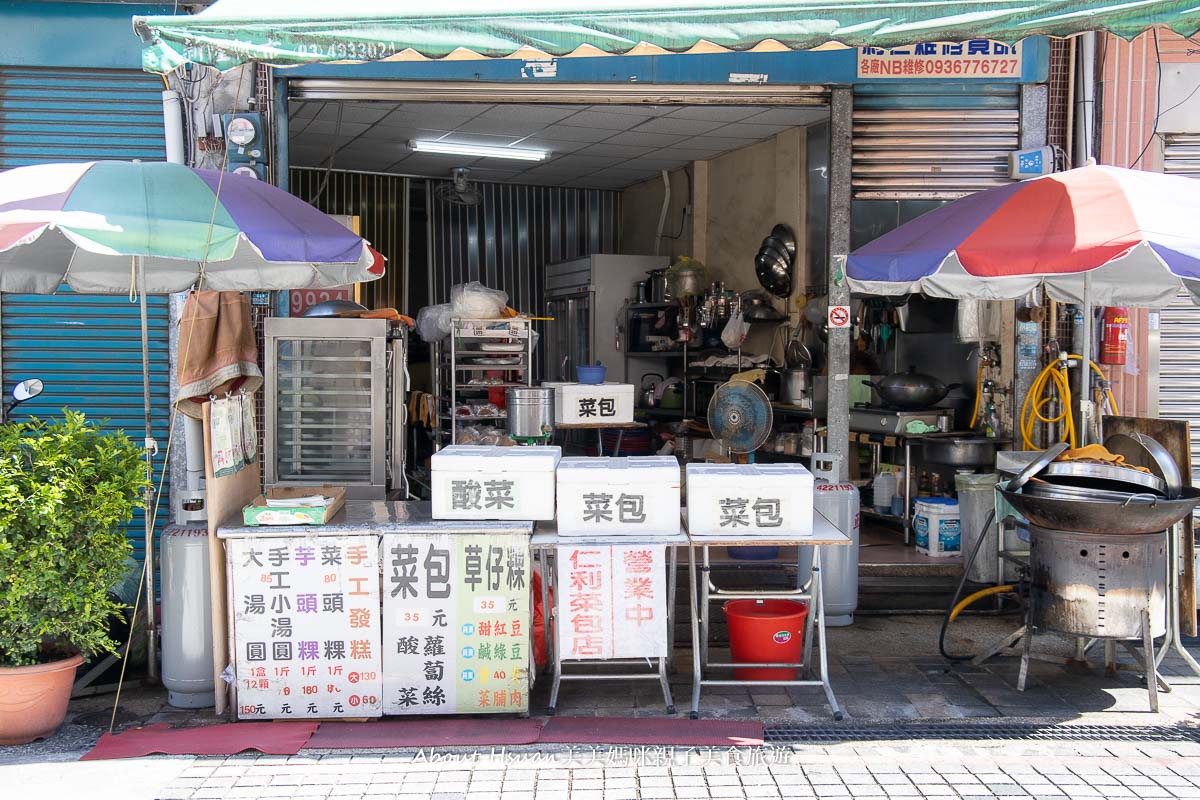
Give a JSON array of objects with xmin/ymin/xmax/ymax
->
[
  {"xmin": 667, "ymin": 545, "xmax": 677, "ymax": 672},
  {"xmin": 596, "ymin": 429, "xmax": 604, "ymax": 457},
  {"xmin": 688, "ymin": 543, "xmax": 702, "ymax": 719},
  {"xmin": 539, "ymin": 548, "xmax": 553, "ymax": 676},
  {"xmin": 811, "ymin": 547, "xmax": 844, "ymax": 720},
  {"xmin": 613, "ymin": 429, "xmax": 624, "ymax": 457},
  {"xmin": 1143, "ymin": 609, "xmax": 1160, "ymax": 713},
  {"xmin": 800, "ymin": 545, "xmax": 817, "ymax": 673},
  {"xmin": 700, "ymin": 546, "xmax": 711, "ymax": 671},
  {"xmin": 547, "ymin": 549, "xmax": 562, "ymax": 715},
  {"xmin": 903, "ymin": 441, "xmax": 912, "ymax": 544}
]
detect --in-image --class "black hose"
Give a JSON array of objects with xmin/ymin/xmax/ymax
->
[{"xmin": 939, "ymin": 508, "xmax": 997, "ymax": 662}]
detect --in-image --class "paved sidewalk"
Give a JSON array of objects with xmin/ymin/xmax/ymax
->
[{"xmin": 8, "ymin": 738, "xmax": 1200, "ymax": 800}]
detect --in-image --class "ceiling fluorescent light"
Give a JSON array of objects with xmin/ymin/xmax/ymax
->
[{"xmin": 410, "ymin": 140, "xmax": 547, "ymax": 161}]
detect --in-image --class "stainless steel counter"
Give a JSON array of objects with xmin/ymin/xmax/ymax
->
[{"xmin": 217, "ymin": 500, "xmax": 536, "ymax": 538}]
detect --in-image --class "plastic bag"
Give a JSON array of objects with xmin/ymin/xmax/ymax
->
[
  {"xmin": 451, "ymin": 281, "xmax": 508, "ymax": 320},
  {"xmin": 416, "ymin": 303, "xmax": 452, "ymax": 342},
  {"xmin": 721, "ymin": 305, "xmax": 750, "ymax": 349}
]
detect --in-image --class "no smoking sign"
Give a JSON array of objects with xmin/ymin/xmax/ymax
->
[{"xmin": 828, "ymin": 305, "xmax": 851, "ymax": 329}]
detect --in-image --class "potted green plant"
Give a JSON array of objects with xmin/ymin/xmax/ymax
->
[{"xmin": 0, "ymin": 411, "xmax": 147, "ymax": 745}]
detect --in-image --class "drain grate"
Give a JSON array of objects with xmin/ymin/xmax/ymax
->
[{"xmin": 765, "ymin": 723, "xmax": 1200, "ymax": 744}]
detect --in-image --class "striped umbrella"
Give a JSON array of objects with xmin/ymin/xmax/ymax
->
[
  {"xmin": 846, "ymin": 164, "xmax": 1200, "ymax": 307},
  {"xmin": 0, "ymin": 160, "xmax": 384, "ymax": 294},
  {"xmin": 0, "ymin": 159, "xmax": 385, "ymax": 681}
]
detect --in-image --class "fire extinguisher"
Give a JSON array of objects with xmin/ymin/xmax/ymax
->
[{"xmin": 1100, "ymin": 306, "xmax": 1129, "ymax": 366}]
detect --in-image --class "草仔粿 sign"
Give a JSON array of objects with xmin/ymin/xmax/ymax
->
[{"xmin": 381, "ymin": 532, "xmax": 531, "ymax": 714}]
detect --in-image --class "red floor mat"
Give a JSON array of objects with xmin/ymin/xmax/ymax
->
[
  {"xmin": 307, "ymin": 718, "xmax": 544, "ymax": 749},
  {"xmin": 80, "ymin": 722, "xmax": 318, "ymax": 760},
  {"xmin": 538, "ymin": 716, "xmax": 764, "ymax": 746}
]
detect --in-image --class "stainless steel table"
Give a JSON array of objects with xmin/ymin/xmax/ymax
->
[
  {"xmin": 532, "ymin": 522, "xmax": 686, "ymax": 715},
  {"xmin": 685, "ymin": 510, "xmax": 851, "ymax": 720}
]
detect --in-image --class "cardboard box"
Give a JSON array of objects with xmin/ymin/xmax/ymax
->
[
  {"xmin": 242, "ymin": 486, "xmax": 347, "ymax": 526},
  {"xmin": 550, "ymin": 382, "xmax": 635, "ymax": 425},
  {"xmin": 685, "ymin": 463, "xmax": 814, "ymax": 536},
  {"xmin": 432, "ymin": 445, "xmax": 561, "ymax": 520},
  {"xmin": 557, "ymin": 456, "xmax": 681, "ymax": 536}
]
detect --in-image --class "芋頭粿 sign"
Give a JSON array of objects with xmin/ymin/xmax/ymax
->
[{"xmin": 230, "ymin": 535, "xmax": 383, "ymax": 719}]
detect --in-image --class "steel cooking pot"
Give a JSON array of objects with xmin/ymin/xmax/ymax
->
[
  {"xmin": 646, "ymin": 269, "xmax": 670, "ymax": 303},
  {"xmin": 865, "ymin": 366, "xmax": 959, "ymax": 409},
  {"xmin": 920, "ymin": 434, "xmax": 1004, "ymax": 467},
  {"xmin": 779, "ymin": 368, "xmax": 812, "ymax": 406}
]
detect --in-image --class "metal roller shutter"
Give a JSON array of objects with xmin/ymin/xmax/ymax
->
[
  {"xmin": 1158, "ymin": 293, "xmax": 1200, "ymax": 486},
  {"xmin": 852, "ymin": 83, "xmax": 1020, "ymax": 199},
  {"xmin": 1163, "ymin": 133, "xmax": 1200, "ymax": 179},
  {"xmin": 0, "ymin": 66, "xmax": 171, "ymax": 571}
]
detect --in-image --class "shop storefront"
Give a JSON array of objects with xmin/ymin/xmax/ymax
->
[{"xmin": 96, "ymin": 0, "xmax": 1200, "ymax": 726}]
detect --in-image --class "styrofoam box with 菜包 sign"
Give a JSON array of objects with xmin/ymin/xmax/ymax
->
[
  {"xmin": 432, "ymin": 445, "xmax": 561, "ymax": 520},
  {"xmin": 550, "ymin": 382, "xmax": 634, "ymax": 425},
  {"xmin": 557, "ymin": 456, "xmax": 681, "ymax": 536},
  {"xmin": 685, "ymin": 463, "xmax": 814, "ymax": 536}
]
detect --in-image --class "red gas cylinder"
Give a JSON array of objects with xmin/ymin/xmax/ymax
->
[{"xmin": 1100, "ymin": 306, "xmax": 1129, "ymax": 366}]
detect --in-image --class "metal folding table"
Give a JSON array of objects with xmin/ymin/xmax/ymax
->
[
  {"xmin": 685, "ymin": 510, "xmax": 850, "ymax": 720},
  {"xmin": 554, "ymin": 421, "xmax": 648, "ymax": 456},
  {"xmin": 532, "ymin": 522, "xmax": 685, "ymax": 715}
]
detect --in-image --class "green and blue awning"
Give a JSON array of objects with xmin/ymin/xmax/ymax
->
[{"xmin": 133, "ymin": 0, "xmax": 1200, "ymax": 72}]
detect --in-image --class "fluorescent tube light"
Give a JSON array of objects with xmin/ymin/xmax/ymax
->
[{"xmin": 410, "ymin": 140, "xmax": 548, "ymax": 161}]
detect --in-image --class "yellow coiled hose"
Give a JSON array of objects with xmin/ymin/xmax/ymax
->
[{"xmin": 1020, "ymin": 355, "xmax": 1119, "ymax": 450}]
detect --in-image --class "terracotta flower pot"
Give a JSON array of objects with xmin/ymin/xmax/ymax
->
[{"xmin": 0, "ymin": 654, "xmax": 83, "ymax": 745}]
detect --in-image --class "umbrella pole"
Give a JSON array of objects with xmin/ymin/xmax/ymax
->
[
  {"xmin": 1079, "ymin": 274, "xmax": 1095, "ymax": 445},
  {"xmin": 137, "ymin": 256, "xmax": 158, "ymax": 680}
]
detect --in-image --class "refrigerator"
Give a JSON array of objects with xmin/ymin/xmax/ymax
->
[{"xmin": 543, "ymin": 254, "xmax": 669, "ymax": 384}]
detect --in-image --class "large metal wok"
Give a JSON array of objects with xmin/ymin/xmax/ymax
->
[{"xmin": 999, "ymin": 486, "xmax": 1200, "ymax": 535}]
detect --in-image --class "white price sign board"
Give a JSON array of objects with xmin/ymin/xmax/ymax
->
[
  {"xmin": 230, "ymin": 535, "xmax": 383, "ymax": 719},
  {"xmin": 381, "ymin": 532, "xmax": 531, "ymax": 715},
  {"xmin": 556, "ymin": 545, "xmax": 667, "ymax": 660}
]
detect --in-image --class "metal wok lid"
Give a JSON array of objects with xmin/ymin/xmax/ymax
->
[
  {"xmin": 1039, "ymin": 460, "xmax": 1167, "ymax": 495},
  {"xmin": 1006, "ymin": 442, "xmax": 1069, "ymax": 493},
  {"xmin": 1104, "ymin": 432, "xmax": 1184, "ymax": 499}
]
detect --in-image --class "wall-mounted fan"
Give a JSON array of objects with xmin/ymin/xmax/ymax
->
[{"xmin": 434, "ymin": 167, "xmax": 483, "ymax": 206}]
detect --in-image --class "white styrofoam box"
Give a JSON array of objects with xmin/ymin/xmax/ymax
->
[
  {"xmin": 432, "ymin": 445, "xmax": 561, "ymax": 520},
  {"xmin": 914, "ymin": 499, "xmax": 961, "ymax": 558},
  {"xmin": 685, "ymin": 463, "xmax": 814, "ymax": 536},
  {"xmin": 557, "ymin": 456, "xmax": 681, "ymax": 536},
  {"xmin": 551, "ymin": 382, "xmax": 635, "ymax": 424}
]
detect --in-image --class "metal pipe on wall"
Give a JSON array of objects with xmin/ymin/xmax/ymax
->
[
  {"xmin": 1074, "ymin": 32, "xmax": 1097, "ymax": 166},
  {"xmin": 161, "ymin": 90, "xmax": 185, "ymax": 165},
  {"xmin": 654, "ymin": 169, "xmax": 671, "ymax": 257}
]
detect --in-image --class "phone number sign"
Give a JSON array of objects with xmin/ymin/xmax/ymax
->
[{"xmin": 857, "ymin": 40, "xmax": 1022, "ymax": 80}]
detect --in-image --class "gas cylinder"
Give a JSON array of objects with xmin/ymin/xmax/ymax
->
[
  {"xmin": 1100, "ymin": 306, "xmax": 1129, "ymax": 366},
  {"xmin": 811, "ymin": 453, "xmax": 861, "ymax": 627}
]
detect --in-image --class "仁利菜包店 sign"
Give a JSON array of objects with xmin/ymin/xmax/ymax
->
[
  {"xmin": 230, "ymin": 535, "xmax": 383, "ymax": 719},
  {"xmin": 557, "ymin": 545, "xmax": 667, "ymax": 660},
  {"xmin": 381, "ymin": 532, "xmax": 531, "ymax": 714}
]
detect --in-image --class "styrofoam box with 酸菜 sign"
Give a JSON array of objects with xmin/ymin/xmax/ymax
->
[
  {"xmin": 557, "ymin": 456, "xmax": 681, "ymax": 536},
  {"xmin": 550, "ymin": 382, "xmax": 634, "ymax": 425},
  {"xmin": 431, "ymin": 444, "xmax": 561, "ymax": 520},
  {"xmin": 914, "ymin": 498, "xmax": 961, "ymax": 557},
  {"xmin": 685, "ymin": 463, "xmax": 814, "ymax": 536}
]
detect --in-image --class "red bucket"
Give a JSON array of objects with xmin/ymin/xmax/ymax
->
[{"xmin": 723, "ymin": 599, "xmax": 808, "ymax": 680}]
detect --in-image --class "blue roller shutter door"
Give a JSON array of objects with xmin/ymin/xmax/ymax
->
[{"xmin": 0, "ymin": 66, "xmax": 171, "ymax": 574}]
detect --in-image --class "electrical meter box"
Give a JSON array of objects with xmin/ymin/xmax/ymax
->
[{"xmin": 222, "ymin": 112, "xmax": 266, "ymax": 167}]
